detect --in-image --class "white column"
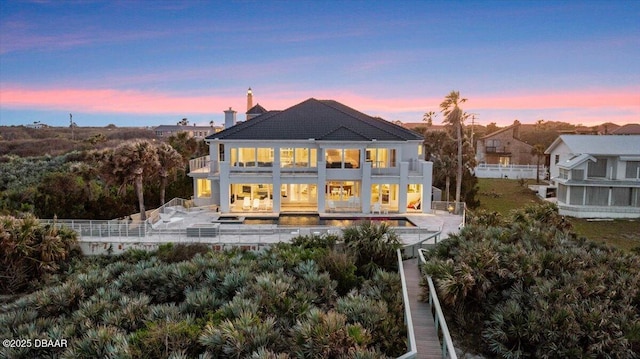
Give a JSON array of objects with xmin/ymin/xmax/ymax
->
[
  {"xmin": 399, "ymin": 162, "xmax": 408, "ymax": 214},
  {"xmin": 422, "ymin": 161, "xmax": 433, "ymax": 214},
  {"xmin": 219, "ymin": 162, "xmax": 230, "ymax": 212},
  {"xmin": 361, "ymin": 162, "xmax": 372, "ymax": 214},
  {"xmin": 317, "ymin": 160, "xmax": 326, "ymax": 213}
]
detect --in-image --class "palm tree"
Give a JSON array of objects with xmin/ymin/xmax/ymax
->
[
  {"xmin": 434, "ymin": 154, "xmax": 457, "ymax": 204},
  {"xmin": 69, "ymin": 162, "xmax": 99, "ymax": 201},
  {"xmin": 168, "ymin": 132, "xmax": 199, "ymax": 165},
  {"xmin": 531, "ymin": 144, "xmax": 546, "ymax": 184},
  {"xmin": 102, "ymin": 140, "xmax": 159, "ymax": 221},
  {"xmin": 156, "ymin": 143, "xmax": 184, "ymax": 205},
  {"xmin": 423, "ymin": 111, "xmax": 437, "ymax": 128},
  {"xmin": 440, "ymin": 91, "xmax": 468, "ymax": 213}
]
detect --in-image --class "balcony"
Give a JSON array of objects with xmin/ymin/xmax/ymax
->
[
  {"xmin": 486, "ymin": 146, "xmax": 510, "ymax": 154},
  {"xmin": 189, "ymin": 156, "xmax": 210, "ymax": 175}
]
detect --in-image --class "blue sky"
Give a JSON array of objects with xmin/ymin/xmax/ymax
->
[{"xmin": 1, "ymin": 0, "xmax": 638, "ymax": 128}]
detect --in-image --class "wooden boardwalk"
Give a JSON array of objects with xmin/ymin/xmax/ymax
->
[{"xmin": 403, "ymin": 258, "xmax": 443, "ymax": 359}]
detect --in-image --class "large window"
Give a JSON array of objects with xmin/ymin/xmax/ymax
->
[
  {"xmin": 612, "ymin": 187, "xmax": 632, "ymax": 206},
  {"xmin": 569, "ymin": 186, "xmax": 584, "ymax": 205},
  {"xmin": 587, "ymin": 158, "xmax": 607, "ymax": 178},
  {"xmin": 558, "ymin": 184, "xmax": 567, "ymax": 203},
  {"xmin": 326, "ymin": 181, "xmax": 359, "ymax": 201},
  {"xmin": 366, "ymin": 148, "xmax": 397, "ymax": 168},
  {"xmin": 257, "ymin": 148, "xmax": 273, "ymax": 167},
  {"xmin": 559, "ymin": 169, "xmax": 569, "ymax": 180},
  {"xmin": 280, "ymin": 148, "xmax": 317, "ymax": 168},
  {"xmin": 626, "ymin": 161, "xmax": 640, "ymax": 179},
  {"xmin": 326, "ymin": 149, "xmax": 360, "ymax": 169},
  {"xmin": 231, "ymin": 147, "xmax": 273, "ymax": 167},
  {"xmin": 486, "ymin": 139, "xmax": 501, "ymax": 153},
  {"xmin": 371, "ymin": 184, "xmax": 397, "ymax": 205},
  {"xmin": 571, "ymin": 169, "xmax": 584, "ymax": 180},
  {"xmin": 197, "ymin": 179, "xmax": 211, "ymax": 198},
  {"xmin": 586, "ymin": 187, "xmax": 609, "ymax": 206}
]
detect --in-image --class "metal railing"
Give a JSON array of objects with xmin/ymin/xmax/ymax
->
[
  {"xmin": 189, "ymin": 155, "xmax": 210, "ymax": 172},
  {"xmin": 396, "ymin": 248, "xmax": 417, "ymax": 359},
  {"xmin": 418, "ymin": 248, "xmax": 457, "ymax": 359}
]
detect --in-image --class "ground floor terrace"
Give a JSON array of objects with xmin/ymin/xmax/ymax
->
[
  {"xmin": 194, "ymin": 179, "xmax": 428, "ymax": 215},
  {"xmin": 43, "ymin": 199, "xmax": 464, "ymax": 256}
]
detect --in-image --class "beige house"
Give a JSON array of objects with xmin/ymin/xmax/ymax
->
[{"xmin": 476, "ymin": 120, "xmax": 536, "ymax": 166}]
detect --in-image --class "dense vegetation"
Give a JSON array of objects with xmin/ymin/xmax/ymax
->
[
  {"xmin": 0, "ymin": 215, "xmax": 81, "ymax": 295},
  {"xmin": 0, "ymin": 130, "xmax": 206, "ymax": 219},
  {"xmin": 0, "ymin": 125, "xmax": 157, "ymax": 157},
  {"xmin": 422, "ymin": 203, "xmax": 640, "ymax": 358},
  {"xmin": 1, "ymin": 222, "xmax": 408, "ymax": 358}
]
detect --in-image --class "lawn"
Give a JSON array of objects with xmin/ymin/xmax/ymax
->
[
  {"xmin": 476, "ymin": 178, "xmax": 640, "ymax": 251},
  {"xmin": 476, "ymin": 178, "xmax": 542, "ymax": 215}
]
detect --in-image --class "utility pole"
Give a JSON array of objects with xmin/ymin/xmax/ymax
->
[
  {"xmin": 470, "ymin": 113, "xmax": 479, "ymax": 150},
  {"xmin": 70, "ymin": 113, "xmax": 74, "ymax": 141}
]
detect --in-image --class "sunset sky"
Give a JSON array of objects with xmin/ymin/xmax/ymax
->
[{"xmin": 1, "ymin": 1, "xmax": 639, "ymax": 128}]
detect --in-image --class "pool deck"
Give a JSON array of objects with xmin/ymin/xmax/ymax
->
[{"xmin": 74, "ymin": 208, "xmax": 462, "ymax": 254}]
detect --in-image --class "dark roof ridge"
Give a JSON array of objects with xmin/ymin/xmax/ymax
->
[
  {"xmin": 213, "ymin": 110, "xmax": 280, "ymax": 138},
  {"xmin": 318, "ymin": 100, "xmax": 407, "ymax": 141},
  {"xmin": 319, "ymin": 125, "xmax": 371, "ymax": 141}
]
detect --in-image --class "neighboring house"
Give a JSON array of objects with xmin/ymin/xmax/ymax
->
[
  {"xmin": 545, "ymin": 135, "xmax": 640, "ymax": 219},
  {"xmin": 612, "ymin": 123, "xmax": 640, "ymax": 135},
  {"xmin": 154, "ymin": 125, "xmax": 219, "ymax": 139},
  {"xmin": 476, "ymin": 120, "xmax": 537, "ymax": 166},
  {"xmin": 188, "ymin": 98, "xmax": 433, "ymax": 214}
]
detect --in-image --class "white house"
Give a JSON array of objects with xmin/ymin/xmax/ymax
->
[
  {"xmin": 154, "ymin": 125, "xmax": 219, "ymax": 139},
  {"xmin": 545, "ymin": 135, "xmax": 640, "ymax": 218},
  {"xmin": 188, "ymin": 98, "xmax": 433, "ymax": 214}
]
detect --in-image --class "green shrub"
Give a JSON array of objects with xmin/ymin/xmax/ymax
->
[
  {"xmin": 290, "ymin": 308, "xmax": 371, "ymax": 358},
  {"xmin": 199, "ymin": 311, "xmax": 282, "ymax": 358},
  {"xmin": 0, "ymin": 214, "xmax": 80, "ymax": 294},
  {"xmin": 156, "ymin": 243, "xmax": 211, "ymax": 263},
  {"xmin": 1, "ymin": 235, "xmax": 408, "ymax": 358},
  {"xmin": 423, "ymin": 203, "xmax": 640, "ymax": 358},
  {"xmin": 342, "ymin": 221, "xmax": 401, "ymax": 277},
  {"xmin": 316, "ymin": 249, "xmax": 359, "ymax": 296},
  {"xmin": 130, "ymin": 318, "xmax": 202, "ymax": 359}
]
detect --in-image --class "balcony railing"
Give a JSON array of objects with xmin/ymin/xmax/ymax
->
[{"xmin": 189, "ymin": 156, "xmax": 210, "ymax": 173}]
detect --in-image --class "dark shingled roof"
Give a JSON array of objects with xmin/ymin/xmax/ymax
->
[
  {"xmin": 246, "ymin": 103, "xmax": 267, "ymax": 115},
  {"xmin": 208, "ymin": 98, "xmax": 423, "ymax": 141}
]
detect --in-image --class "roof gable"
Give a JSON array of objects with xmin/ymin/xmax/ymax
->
[
  {"xmin": 546, "ymin": 135, "xmax": 640, "ymax": 155},
  {"xmin": 247, "ymin": 103, "xmax": 267, "ymax": 115},
  {"xmin": 558, "ymin": 153, "xmax": 596, "ymax": 170},
  {"xmin": 320, "ymin": 126, "xmax": 370, "ymax": 141},
  {"xmin": 208, "ymin": 98, "xmax": 423, "ymax": 142}
]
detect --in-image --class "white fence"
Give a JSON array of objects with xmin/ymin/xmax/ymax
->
[{"xmin": 474, "ymin": 164, "xmax": 546, "ymax": 179}]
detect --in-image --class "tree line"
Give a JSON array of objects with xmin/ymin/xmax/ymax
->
[{"xmin": 0, "ymin": 132, "xmax": 207, "ymax": 220}]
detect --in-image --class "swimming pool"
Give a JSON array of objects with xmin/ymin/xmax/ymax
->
[{"xmin": 243, "ymin": 214, "xmax": 415, "ymax": 227}]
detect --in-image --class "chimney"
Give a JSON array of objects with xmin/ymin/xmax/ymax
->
[
  {"xmin": 224, "ymin": 107, "xmax": 237, "ymax": 129},
  {"xmin": 246, "ymin": 88, "xmax": 253, "ymax": 120},
  {"xmin": 513, "ymin": 120, "xmax": 521, "ymax": 139}
]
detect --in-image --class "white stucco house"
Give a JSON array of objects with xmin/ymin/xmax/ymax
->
[
  {"xmin": 188, "ymin": 98, "xmax": 433, "ymax": 214},
  {"xmin": 545, "ymin": 135, "xmax": 640, "ymax": 218}
]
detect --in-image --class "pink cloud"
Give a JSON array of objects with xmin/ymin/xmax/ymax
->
[
  {"xmin": 1, "ymin": 86, "xmax": 237, "ymax": 114},
  {"xmin": 2, "ymin": 85, "xmax": 638, "ymax": 126},
  {"xmin": 468, "ymin": 90, "xmax": 640, "ymax": 111}
]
